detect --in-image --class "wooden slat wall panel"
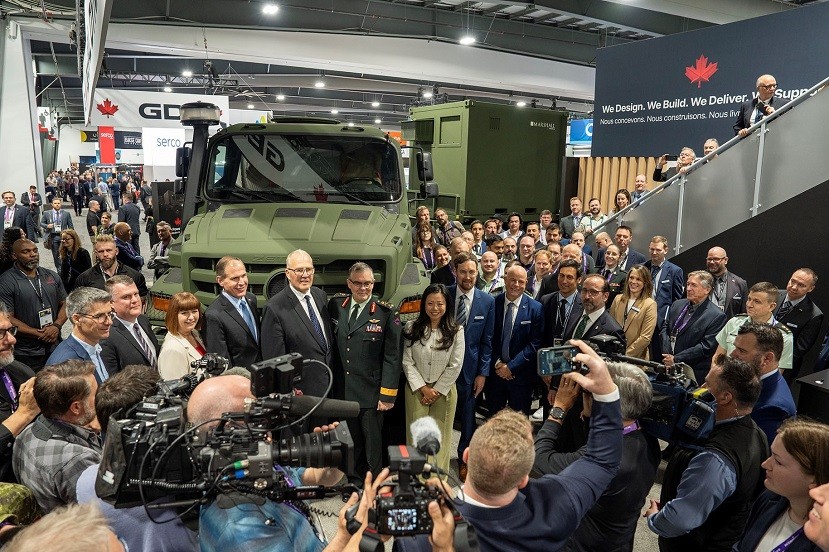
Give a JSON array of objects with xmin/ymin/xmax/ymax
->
[{"xmin": 576, "ymin": 156, "xmax": 658, "ymax": 212}]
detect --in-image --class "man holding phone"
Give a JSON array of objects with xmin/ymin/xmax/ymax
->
[{"xmin": 653, "ymin": 147, "xmax": 696, "ymax": 182}]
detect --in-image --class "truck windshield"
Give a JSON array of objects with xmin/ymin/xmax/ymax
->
[{"xmin": 206, "ymin": 133, "xmax": 402, "ymax": 204}]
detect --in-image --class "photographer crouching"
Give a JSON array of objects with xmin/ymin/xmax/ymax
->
[{"xmin": 395, "ymin": 339, "xmax": 623, "ymax": 552}]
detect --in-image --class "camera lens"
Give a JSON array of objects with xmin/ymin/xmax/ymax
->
[{"xmin": 274, "ymin": 430, "xmax": 342, "ymax": 468}]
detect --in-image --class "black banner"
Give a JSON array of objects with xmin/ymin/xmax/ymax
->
[
  {"xmin": 592, "ymin": 2, "xmax": 829, "ymax": 157},
  {"xmin": 80, "ymin": 129, "xmax": 98, "ymax": 142},
  {"xmin": 115, "ymin": 131, "xmax": 142, "ymax": 149}
]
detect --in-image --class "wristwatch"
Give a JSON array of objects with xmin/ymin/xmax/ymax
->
[{"xmin": 549, "ymin": 406, "xmax": 567, "ymax": 421}]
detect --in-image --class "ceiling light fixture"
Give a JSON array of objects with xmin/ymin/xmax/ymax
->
[
  {"xmin": 163, "ymin": 85, "xmax": 172, "ymax": 93},
  {"xmin": 262, "ymin": 4, "xmax": 279, "ymax": 15},
  {"xmin": 315, "ymin": 80, "xmax": 325, "ymax": 88},
  {"xmin": 248, "ymin": 103, "xmax": 255, "ymax": 109},
  {"xmin": 331, "ymin": 109, "xmax": 339, "ymax": 114},
  {"xmin": 371, "ymin": 101, "xmax": 380, "ymax": 108},
  {"xmin": 516, "ymin": 101, "xmax": 527, "ymax": 107},
  {"xmin": 422, "ymin": 90, "xmax": 433, "ymax": 99},
  {"xmin": 182, "ymin": 70, "xmax": 193, "ymax": 77},
  {"xmin": 276, "ymin": 94, "xmax": 285, "ymax": 101},
  {"xmin": 348, "ymin": 122, "xmax": 355, "ymax": 127},
  {"xmin": 459, "ymin": 35, "xmax": 476, "ymax": 45},
  {"xmin": 374, "ymin": 118, "xmax": 382, "ymax": 124}
]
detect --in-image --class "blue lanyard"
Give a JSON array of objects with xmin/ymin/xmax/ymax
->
[{"xmin": 771, "ymin": 527, "xmax": 804, "ymax": 552}]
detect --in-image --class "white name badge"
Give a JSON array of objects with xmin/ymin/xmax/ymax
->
[{"xmin": 38, "ymin": 307, "xmax": 53, "ymax": 328}]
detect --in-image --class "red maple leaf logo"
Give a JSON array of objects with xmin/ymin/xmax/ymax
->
[
  {"xmin": 96, "ymin": 98, "xmax": 119, "ymax": 117},
  {"xmin": 173, "ymin": 217, "xmax": 182, "ymax": 227},
  {"xmin": 685, "ymin": 55, "xmax": 718, "ymax": 88}
]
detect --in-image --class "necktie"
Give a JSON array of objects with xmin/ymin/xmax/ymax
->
[
  {"xmin": 777, "ymin": 300, "xmax": 793, "ymax": 320},
  {"xmin": 94, "ymin": 350, "xmax": 109, "ymax": 382},
  {"xmin": 602, "ymin": 269, "xmax": 611, "ymax": 280},
  {"xmin": 555, "ymin": 298, "xmax": 567, "ymax": 338},
  {"xmin": 305, "ymin": 295, "xmax": 328, "ymax": 351},
  {"xmin": 132, "ymin": 323, "xmax": 156, "ymax": 367},
  {"xmin": 159, "ymin": 243, "xmax": 166, "ymax": 257},
  {"xmin": 574, "ymin": 314, "xmax": 591, "ymax": 339},
  {"xmin": 456, "ymin": 295, "xmax": 468, "ymax": 327},
  {"xmin": 501, "ymin": 302, "xmax": 515, "ymax": 361},
  {"xmin": 651, "ymin": 264, "xmax": 660, "ymax": 281},
  {"xmin": 239, "ymin": 300, "xmax": 258, "ymax": 342},
  {"xmin": 348, "ymin": 303, "xmax": 360, "ymax": 330}
]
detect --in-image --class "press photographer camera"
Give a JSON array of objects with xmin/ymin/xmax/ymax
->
[
  {"xmin": 94, "ymin": 352, "xmax": 360, "ymax": 550},
  {"xmin": 538, "ymin": 335, "xmax": 717, "ymax": 447}
]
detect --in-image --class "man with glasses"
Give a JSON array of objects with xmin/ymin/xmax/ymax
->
[
  {"xmin": 735, "ymin": 74, "xmax": 783, "ymax": 137},
  {"xmin": 328, "ymin": 262, "xmax": 402, "ymax": 481},
  {"xmin": 0, "ymin": 239, "xmax": 67, "ymax": 371},
  {"xmin": 0, "ymin": 302, "xmax": 40, "ymax": 482},
  {"xmin": 654, "ymin": 147, "xmax": 696, "ymax": 182},
  {"xmin": 204, "ymin": 256, "xmax": 262, "ymax": 369},
  {"xmin": 705, "ymin": 246, "xmax": 747, "ymax": 319},
  {"xmin": 261, "ymin": 249, "xmax": 334, "ymax": 401},
  {"xmin": 45, "ymin": 288, "xmax": 113, "ymax": 383}
]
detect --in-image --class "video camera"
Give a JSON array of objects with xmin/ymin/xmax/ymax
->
[
  {"xmin": 95, "ymin": 353, "xmax": 358, "ymax": 511},
  {"xmin": 539, "ymin": 336, "xmax": 717, "ymax": 448}
]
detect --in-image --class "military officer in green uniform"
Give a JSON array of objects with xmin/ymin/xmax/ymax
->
[{"xmin": 329, "ymin": 262, "xmax": 403, "ymax": 480}]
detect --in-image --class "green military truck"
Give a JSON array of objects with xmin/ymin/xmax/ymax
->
[{"xmin": 147, "ymin": 103, "xmax": 433, "ymax": 326}]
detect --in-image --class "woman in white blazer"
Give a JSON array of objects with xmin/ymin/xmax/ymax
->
[
  {"xmin": 158, "ymin": 292, "xmax": 206, "ymax": 380},
  {"xmin": 402, "ymin": 283, "xmax": 465, "ymax": 474}
]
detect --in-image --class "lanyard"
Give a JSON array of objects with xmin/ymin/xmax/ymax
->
[
  {"xmin": 622, "ymin": 421, "xmax": 640, "ymax": 436},
  {"xmin": 20, "ymin": 269, "xmax": 44, "ymax": 307},
  {"xmin": 0, "ymin": 369, "xmax": 17, "ymax": 412},
  {"xmin": 771, "ymin": 527, "xmax": 804, "ymax": 552},
  {"xmin": 672, "ymin": 303, "xmax": 693, "ymax": 335}
]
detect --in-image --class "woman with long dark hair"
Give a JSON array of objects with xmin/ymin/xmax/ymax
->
[
  {"xmin": 613, "ymin": 189, "xmax": 632, "ymax": 213},
  {"xmin": 402, "ymin": 283, "xmax": 464, "ymax": 473},
  {"xmin": 59, "ymin": 229, "xmax": 92, "ymax": 292},
  {"xmin": 609, "ymin": 264, "xmax": 657, "ymax": 359},
  {"xmin": 735, "ymin": 418, "xmax": 829, "ymax": 551},
  {"xmin": 413, "ymin": 222, "xmax": 439, "ymax": 270}
]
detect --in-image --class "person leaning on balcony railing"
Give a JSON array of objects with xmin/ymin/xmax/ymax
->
[{"xmin": 654, "ymin": 147, "xmax": 696, "ymax": 182}]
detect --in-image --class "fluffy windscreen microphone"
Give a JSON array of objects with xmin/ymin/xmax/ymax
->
[{"xmin": 410, "ymin": 416, "xmax": 442, "ymax": 456}]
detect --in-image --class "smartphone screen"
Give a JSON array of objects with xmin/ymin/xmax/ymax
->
[{"xmin": 537, "ymin": 346, "xmax": 580, "ymax": 376}]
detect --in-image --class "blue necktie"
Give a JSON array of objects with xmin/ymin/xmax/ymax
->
[
  {"xmin": 501, "ymin": 302, "xmax": 515, "ymax": 361},
  {"xmin": 239, "ymin": 300, "xmax": 258, "ymax": 343},
  {"xmin": 94, "ymin": 350, "xmax": 109, "ymax": 382},
  {"xmin": 456, "ymin": 295, "xmax": 468, "ymax": 327},
  {"xmin": 305, "ymin": 296, "xmax": 328, "ymax": 352}
]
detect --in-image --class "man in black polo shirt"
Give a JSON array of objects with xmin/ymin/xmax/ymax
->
[{"xmin": 74, "ymin": 235, "xmax": 148, "ymax": 299}]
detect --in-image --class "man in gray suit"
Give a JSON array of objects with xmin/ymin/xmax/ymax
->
[
  {"xmin": 260, "ymin": 249, "xmax": 334, "ymax": 400},
  {"xmin": 40, "ymin": 197, "xmax": 73, "ymax": 271}
]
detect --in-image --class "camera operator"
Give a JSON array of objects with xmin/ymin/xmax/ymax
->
[
  {"xmin": 192, "ymin": 375, "xmax": 345, "ymax": 552},
  {"xmin": 644, "ymin": 354, "xmax": 767, "ymax": 551},
  {"xmin": 75, "ymin": 364, "xmax": 198, "ymax": 552},
  {"xmin": 398, "ymin": 339, "xmax": 622, "ymax": 552},
  {"xmin": 533, "ymin": 362, "xmax": 659, "ymax": 552}
]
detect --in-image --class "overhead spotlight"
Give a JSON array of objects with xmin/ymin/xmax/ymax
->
[
  {"xmin": 163, "ymin": 85, "xmax": 172, "ymax": 93},
  {"xmin": 348, "ymin": 122, "xmax": 355, "ymax": 127},
  {"xmin": 331, "ymin": 109, "xmax": 339, "ymax": 114},
  {"xmin": 276, "ymin": 94, "xmax": 285, "ymax": 101},
  {"xmin": 182, "ymin": 70, "xmax": 193, "ymax": 78},
  {"xmin": 374, "ymin": 118, "xmax": 382, "ymax": 124},
  {"xmin": 315, "ymin": 79, "xmax": 325, "ymax": 88},
  {"xmin": 516, "ymin": 101, "xmax": 527, "ymax": 107},
  {"xmin": 459, "ymin": 35, "xmax": 476, "ymax": 45},
  {"xmin": 371, "ymin": 101, "xmax": 380, "ymax": 108},
  {"xmin": 248, "ymin": 103, "xmax": 255, "ymax": 109},
  {"xmin": 262, "ymin": 4, "xmax": 279, "ymax": 15},
  {"xmin": 422, "ymin": 90, "xmax": 433, "ymax": 99}
]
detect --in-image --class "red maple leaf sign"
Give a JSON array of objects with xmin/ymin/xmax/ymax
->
[
  {"xmin": 173, "ymin": 217, "xmax": 182, "ymax": 227},
  {"xmin": 96, "ymin": 98, "xmax": 119, "ymax": 117},
  {"xmin": 685, "ymin": 55, "xmax": 718, "ymax": 88}
]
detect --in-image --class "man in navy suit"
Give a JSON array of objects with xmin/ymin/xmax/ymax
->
[
  {"xmin": 662, "ymin": 270, "xmax": 728, "ymax": 383},
  {"xmin": 40, "ymin": 197, "xmax": 73, "ymax": 270},
  {"xmin": 614, "ymin": 226, "xmax": 646, "ymax": 272},
  {"xmin": 0, "ymin": 191, "xmax": 31, "ymax": 232},
  {"xmin": 729, "ymin": 322, "xmax": 795, "ymax": 445},
  {"xmin": 775, "ymin": 268, "xmax": 824, "ymax": 383},
  {"xmin": 734, "ymin": 74, "xmax": 785, "ymax": 137},
  {"xmin": 448, "ymin": 252, "xmax": 495, "ymax": 480},
  {"xmin": 45, "ymin": 287, "xmax": 113, "ymax": 383},
  {"xmin": 486, "ymin": 264, "xmax": 543, "ymax": 416},
  {"xmin": 644, "ymin": 235, "xmax": 684, "ymax": 359}
]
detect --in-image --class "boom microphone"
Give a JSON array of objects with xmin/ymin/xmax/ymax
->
[
  {"xmin": 410, "ymin": 416, "xmax": 442, "ymax": 456},
  {"xmin": 259, "ymin": 395, "xmax": 360, "ymax": 419}
]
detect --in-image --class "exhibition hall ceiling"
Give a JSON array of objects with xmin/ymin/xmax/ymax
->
[{"xmin": 3, "ymin": 0, "xmax": 819, "ymax": 127}]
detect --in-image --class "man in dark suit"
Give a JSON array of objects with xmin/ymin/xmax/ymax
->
[
  {"xmin": 644, "ymin": 236, "xmax": 684, "ymax": 358},
  {"xmin": 430, "ymin": 236, "xmax": 470, "ymax": 287},
  {"xmin": 661, "ymin": 270, "xmax": 728, "ymax": 383},
  {"xmin": 40, "ymin": 197, "xmax": 73, "ymax": 271},
  {"xmin": 570, "ymin": 274, "xmax": 626, "ymax": 343},
  {"xmin": 541, "ymin": 260, "xmax": 583, "ymax": 348},
  {"xmin": 261, "ymin": 249, "xmax": 334, "ymax": 400},
  {"xmin": 20, "ymin": 186, "xmax": 42, "ymax": 243},
  {"xmin": 117, "ymin": 193, "xmax": 141, "ymax": 255},
  {"xmin": 734, "ymin": 74, "xmax": 784, "ymax": 137},
  {"xmin": 448, "ymin": 253, "xmax": 495, "ymax": 481},
  {"xmin": 100, "ymin": 276, "xmax": 159, "ymax": 374},
  {"xmin": 706, "ymin": 246, "xmax": 748, "ymax": 318},
  {"xmin": 329, "ymin": 262, "xmax": 402, "ymax": 480},
  {"xmin": 776, "ymin": 268, "xmax": 824, "ymax": 383},
  {"xmin": 0, "ymin": 192, "xmax": 31, "ymax": 232},
  {"xmin": 614, "ymin": 226, "xmax": 646, "ymax": 272},
  {"xmin": 559, "ymin": 197, "xmax": 585, "ymax": 240},
  {"xmin": 486, "ymin": 264, "xmax": 543, "ymax": 416},
  {"xmin": 204, "ymin": 257, "xmax": 261, "ymax": 369},
  {"xmin": 45, "ymin": 287, "xmax": 113, "ymax": 383},
  {"xmin": 0, "ymin": 306, "xmax": 39, "ymax": 482}
]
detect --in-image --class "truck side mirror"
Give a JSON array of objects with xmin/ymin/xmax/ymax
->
[
  {"xmin": 416, "ymin": 151, "xmax": 434, "ymax": 182},
  {"xmin": 176, "ymin": 146, "xmax": 192, "ymax": 178},
  {"xmin": 420, "ymin": 182, "xmax": 438, "ymax": 198}
]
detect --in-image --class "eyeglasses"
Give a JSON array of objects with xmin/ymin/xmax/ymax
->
[
  {"xmin": 0, "ymin": 326, "xmax": 17, "ymax": 340},
  {"xmin": 348, "ymin": 279, "xmax": 374, "ymax": 289},
  {"xmin": 286, "ymin": 267, "xmax": 315, "ymax": 276},
  {"xmin": 60, "ymin": 237, "xmax": 73, "ymax": 242},
  {"xmin": 760, "ymin": 83, "xmax": 778, "ymax": 89},
  {"xmin": 78, "ymin": 311, "xmax": 114, "ymax": 324},
  {"xmin": 705, "ymin": 257, "xmax": 726, "ymax": 262},
  {"xmin": 581, "ymin": 288, "xmax": 605, "ymax": 296}
]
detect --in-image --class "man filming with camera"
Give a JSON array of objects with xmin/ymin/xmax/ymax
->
[{"xmin": 396, "ymin": 339, "xmax": 623, "ymax": 552}]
